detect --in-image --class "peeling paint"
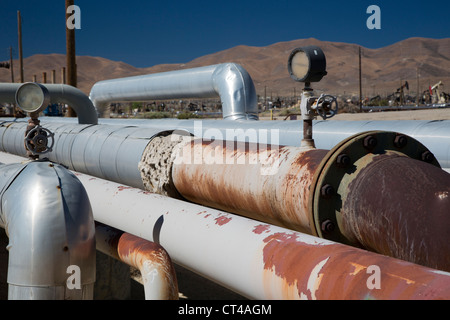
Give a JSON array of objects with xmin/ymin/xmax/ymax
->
[
  {"xmin": 215, "ymin": 215, "xmax": 232, "ymax": 226},
  {"xmin": 305, "ymin": 257, "xmax": 329, "ymax": 300},
  {"xmin": 253, "ymin": 224, "xmax": 271, "ymax": 234}
]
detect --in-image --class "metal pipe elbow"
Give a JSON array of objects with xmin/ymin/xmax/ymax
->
[
  {"xmin": 212, "ymin": 63, "xmax": 258, "ymax": 120},
  {"xmin": 89, "ymin": 63, "xmax": 258, "ymax": 120},
  {"xmin": 0, "ymin": 83, "xmax": 98, "ymax": 125},
  {"xmin": 43, "ymin": 84, "xmax": 98, "ymax": 125},
  {"xmin": 0, "ymin": 161, "xmax": 96, "ymax": 300}
]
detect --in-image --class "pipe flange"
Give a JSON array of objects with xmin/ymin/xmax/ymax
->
[{"xmin": 308, "ymin": 130, "xmax": 441, "ymax": 243}]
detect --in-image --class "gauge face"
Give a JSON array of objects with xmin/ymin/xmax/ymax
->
[
  {"xmin": 15, "ymin": 83, "xmax": 50, "ymax": 113},
  {"xmin": 290, "ymin": 51, "xmax": 309, "ymax": 81},
  {"xmin": 288, "ymin": 46, "xmax": 327, "ymax": 83}
]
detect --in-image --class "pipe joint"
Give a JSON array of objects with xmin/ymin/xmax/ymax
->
[{"xmin": 309, "ymin": 130, "xmax": 449, "ymax": 271}]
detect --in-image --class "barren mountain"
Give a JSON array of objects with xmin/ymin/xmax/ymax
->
[{"xmin": 1, "ymin": 37, "xmax": 449, "ymax": 99}]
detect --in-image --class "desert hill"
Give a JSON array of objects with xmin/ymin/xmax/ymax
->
[{"xmin": 1, "ymin": 37, "xmax": 449, "ymax": 100}]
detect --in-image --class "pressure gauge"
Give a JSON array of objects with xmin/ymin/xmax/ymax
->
[
  {"xmin": 287, "ymin": 46, "xmax": 327, "ymax": 83},
  {"xmin": 15, "ymin": 82, "xmax": 50, "ymax": 114}
]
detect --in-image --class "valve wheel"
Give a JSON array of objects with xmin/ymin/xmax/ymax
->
[
  {"xmin": 24, "ymin": 126, "xmax": 55, "ymax": 155},
  {"xmin": 316, "ymin": 94, "xmax": 338, "ymax": 119}
]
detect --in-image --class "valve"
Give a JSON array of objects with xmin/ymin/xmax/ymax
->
[
  {"xmin": 287, "ymin": 45, "xmax": 338, "ymax": 148},
  {"xmin": 24, "ymin": 125, "xmax": 55, "ymax": 155},
  {"xmin": 313, "ymin": 94, "xmax": 338, "ymax": 120}
]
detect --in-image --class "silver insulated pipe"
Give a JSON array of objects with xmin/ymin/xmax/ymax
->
[
  {"xmin": 0, "ymin": 83, "xmax": 98, "ymax": 125},
  {"xmin": 0, "ymin": 161, "xmax": 96, "ymax": 300},
  {"xmin": 89, "ymin": 63, "xmax": 258, "ymax": 120}
]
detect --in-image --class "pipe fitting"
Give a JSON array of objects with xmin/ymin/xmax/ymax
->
[
  {"xmin": 0, "ymin": 161, "xmax": 96, "ymax": 299},
  {"xmin": 95, "ymin": 223, "xmax": 178, "ymax": 300},
  {"xmin": 309, "ymin": 130, "xmax": 449, "ymax": 271}
]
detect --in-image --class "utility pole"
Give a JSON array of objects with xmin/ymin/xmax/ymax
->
[
  {"xmin": 17, "ymin": 11, "xmax": 24, "ymax": 83},
  {"xmin": 359, "ymin": 46, "xmax": 362, "ymax": 112},
  {"xmin": 9, "ymin": 46, "xmax": 14, "ymax": 83},
  {"xmin": 416, "ymin": 66, "xmax": 420, "ymax": 106},
  {"xmin": 66, "ymin": 0, "xmax": 77, "ymax": 117}
]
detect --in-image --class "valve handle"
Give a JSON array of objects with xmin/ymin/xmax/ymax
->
[
  {"xmin": 316, "ymin": 94, "xmax": 338, "ymax": 120},
  {"xmin": 24, "ymin": 126, "xmax": 55, "ymax": 155}
]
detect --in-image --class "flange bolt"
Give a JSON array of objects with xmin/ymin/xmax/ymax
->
[
  {"xmin": 336, "ymin": 154, "xmax": 351, "ymax": 168},
  {"xmin": 394, "ymin": 135, "xmax": 407, "ymax": 148},
  {"xmin": 321, "ymin": 219, "xmax": 335, "ymax": 234},
  {"xmin": 421, "ymin": 151, "xmax": 435, "ymax": 163},
  {"xmin": 363, "ymin": 135, "xmax": 377, "ymax": 149},
  {"xmin": 320, "ymin": 184, "xmax": 335, "ymax": 199}
]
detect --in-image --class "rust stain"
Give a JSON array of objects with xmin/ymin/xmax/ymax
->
[
  {"xmin": 117, "ymin": 186, "xmax": 134, "ymax": 191},
  {"xmin": 215, "ymin": 215, "xmax": 232, "ymax": 226},
  {"xmin": 253, "ymin": 224, "xmax": 271, "ymax": 234},
  {"xmin": 261, "ymin": 231, "xmax": 450, "ymax": 299}
]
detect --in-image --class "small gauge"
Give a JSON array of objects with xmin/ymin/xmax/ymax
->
[
  {"xmin": 15, "ymin": 82, "xmax": 50, "ymax": 114},
  {"xmin": 287, "ymin": 46, "xmax": 327, "ymax": 83}
]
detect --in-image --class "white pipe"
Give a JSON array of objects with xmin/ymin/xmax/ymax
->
[
  {"xmin": 0, "ymin": 160, "xmax": 96, "ymax": 299},
  {"xmin": 89, "ymin": 63, "xmax": 258, "ymax": 120}
]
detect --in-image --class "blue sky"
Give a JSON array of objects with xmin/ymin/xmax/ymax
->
[{"xmin": 1, "ymin": 0, "xmax": 449, "ymax": 68}]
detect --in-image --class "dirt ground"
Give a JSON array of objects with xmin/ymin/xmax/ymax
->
[{"xmin": 332, "ymin": 108, "xmax": 450, "ymax": 121}]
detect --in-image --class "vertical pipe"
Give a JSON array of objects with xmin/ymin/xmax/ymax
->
[
  {"xmin": 61, "ymin": 67, "xmax": 66, "ymax": 84},
  {"xmin": 95, "ymin": 223, "xmax": 179, "ymax": 300}
]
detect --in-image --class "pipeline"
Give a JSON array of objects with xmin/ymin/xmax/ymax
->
[
  {"xmin": 88, "ymin": 63, "xmax": 258, "ymax": 120},
  {"xmin": 0, "ymin": 83, "xmax": 98, "ymax": 125},
  {"xmin": 0, "ymin": 151, "xmax": 449, "ymax": 299},
  {"xmin": 0, "ymin": 120, "xmax": 448, "ymax": 272},
  {"xmin": 0, "ymin": 160, "xmax": 96, "ymax": 299},
  {"xmin": 95, "ymin": 223, "xmax": 178, "ymax": 300}
]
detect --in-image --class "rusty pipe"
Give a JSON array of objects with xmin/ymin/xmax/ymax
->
[
  {"xmin": 170, "ymin": 138, "xmax": 327, "ymax": 234},
  {"xmin": 339, "ymin": 153, "xmax": 450, "ymax": 272},
  {"xmin": 95, "ymin": 223, "xmax": 178, "ymax": 300}
]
